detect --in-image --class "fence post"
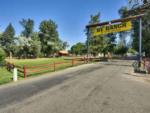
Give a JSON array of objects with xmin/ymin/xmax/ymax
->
[
  {"xmin": 84, "ymin": 57, "xmax": 86, "ymax": 63},
  {"xmin": 72, "ymin": 59, "xmax": 74, "ymax": 66},
  {"xmin": 144, "ymin": 59, "xmax": 146, "ymax": 68},
  {"xmin": 54, "ymin": 62, "xmax": 56, "ymax": 71},
  {"xmin": 13, "ymin": 68, "xmax": 18, "ymax": 82},
  {"xmin": 24, "ymin": 65, "xmax": 27, "ymax": 78}
]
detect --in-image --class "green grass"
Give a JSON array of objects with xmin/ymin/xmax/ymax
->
[
  {"xmin": 0, "ymin": 67, "xmax": 12, "ymax": 85},
  {"xmin": 5, "ymin": 57, "xmax": 75, "ymax": 78},
  {"xmin": 6, "ymin": 57, "xmax": 68, "ymax": 67},
  {"xmin": 0, "ymin": 57, "xmax": 85, "ymax": 85}
]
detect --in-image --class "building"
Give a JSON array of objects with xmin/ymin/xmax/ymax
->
[{"xmin": 58, "ymin": 50, "xmax": 69, "ymax": 56}]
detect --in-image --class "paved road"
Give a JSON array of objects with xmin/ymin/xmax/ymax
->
[{"xmin": 0, "ymin": 60, "xmax": 150, "ymax": 113}]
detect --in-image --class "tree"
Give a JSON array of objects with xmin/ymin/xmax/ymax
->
[
  {"xmin": 143, "ymin": 0, "xmax": 148, "ymax": 4},
  {"xmin": 114, "ymin": 44, "xmax": 128, "ymax": 56},
  {"xmin": 19, "ymin": 19, "xmax": 42, "ymax": 58},
  {"xmin": 104, "ymin": 33, "xmax": 116, "ymax": 55},
  {"xmin": 17, "ymin": 37, "xmax": 39, "ymax": 58},
  {"xmin": 0, "ymin": 47, "xmax": 6, "ymax": 65},
  {"xmin": 118, "ymin": 6, "xmax": 128, "ymax": 18},
  {"xmin": 0, "ymin": 23, "xmax": 15, "ymax": 57},
  {"xmin": 89, "ymin": 34, "xmax": 116, "ymax": 57},
  {"xmin": 31, "ymin": 32, "xmax": 40, "ymax": 40},
  {"xmin": 39, "ymin": 19, "xmax": 60, "ymax": 56},
  {"xmin": 89, "ymin": 36, "xmax": 104, "ymax": 56},
  {"xmin": 128, "ymin": 48, "xmax": 137, "ymax": 55},
  {"xmin": 70, "ymin": 43, "xmax": 86, "ymax": 55},
  {"xmin": 20, "ymin": 19, "xmax": 34, "ymax": 38},
  {"xmin": 0, "ymin": 34, "xmax": 2, "ymax": 46},
  {"xmin": 115, "ymin": 7, "xmax": 129, "ymax": 57},
  {"xmin": 19, "ymin": 19, "xmax": 34, "ymax": 58},
  {"xmin": 62, "ymin": 41, "xmax": 69, "ymax": 50},
  {"xmin": 28, "ymin": 39, "xmax": 41, "ymax": 58},
  {"xmin": 118, "ymin": 6, "xmax": 130, "ymax": 46},
  {"xmin": 30, "ymin": 32, "xmax": 41, "ymax": 57},
  {"xmin": 132, "ymin": 11, "xmax": 150, "ymax": 57},
  {"xmin": 87, "ymin": 12, "xmax": 116, "ymax": 57},
  {"xmin": 17, "ymin": 36, "xmax": 30, "ymax": 58},
  {"xmin": 89, "ymin": 13, "xmax": 100, "ymax": 24},
  {"xmin": 87, "ymin": 13, "xmax": 103, "ymax": 56},
  {"xmin": 141, "ymin": 11, "xmax": 150, "ymax": 57}
]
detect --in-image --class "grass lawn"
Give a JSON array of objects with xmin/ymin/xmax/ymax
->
[
  {"xmin": 0, "ymin": 67, "xmax": 12, "ymax": 85},
  {"xmin": 0, "ymin": 57, "xmax": 85, "ymax": 85},
  {"xmin": 6, "ymin": 57, "xmax": 69, "ymax": 67}
]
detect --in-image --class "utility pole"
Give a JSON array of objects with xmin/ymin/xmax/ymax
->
[
  {"xmin": 139, "ymin": 17, "xmax": 142, "ymax": 67},
  {"xmin": 87, "ymin": 28, "xmax": 90, "ymax": 62}
]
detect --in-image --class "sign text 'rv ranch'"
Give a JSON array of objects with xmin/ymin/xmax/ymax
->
[{"xmin": 92, "ymin": 21, "xmax": 132, "ymax": 36}]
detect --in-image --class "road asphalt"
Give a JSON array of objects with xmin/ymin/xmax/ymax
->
[{"xmin": 0, "ymin": 60, "xmax": 150, "ymax": 113}]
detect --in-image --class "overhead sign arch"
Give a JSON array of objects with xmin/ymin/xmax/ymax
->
[{"xmin": 86, "ymin": 14, "xmax": 144, "ymax": 66}]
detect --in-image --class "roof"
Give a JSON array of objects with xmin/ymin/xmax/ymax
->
[{"xmin": 59, "ymin": 50, "xmax": 68, "ymax": 54}]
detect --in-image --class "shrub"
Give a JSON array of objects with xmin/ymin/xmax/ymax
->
[
  {"xmin": 127, "ymin": 48, "xmax": 137, "ymax": 55},
  {"xmin": 114, "ymin": 45, "xmax": 128, "ymax": 56}
]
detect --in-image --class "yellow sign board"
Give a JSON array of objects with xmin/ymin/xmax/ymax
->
[{"xmin": 92, "ymin": 21, "xmax": 132, "ymax": 36}]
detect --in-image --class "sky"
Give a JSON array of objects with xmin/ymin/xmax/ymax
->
[{"xmin": 0, "ymin": 0, "xmax": 127, "ymax": 47}]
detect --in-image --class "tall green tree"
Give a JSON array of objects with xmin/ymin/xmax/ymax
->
[
  {"xmin": 19, "ymin": 18, "xmax": 34, "ymax": 58},
  {"xmin": 87, "ymin": 12, "xmax": 116, "ymax": 57},
  {"xmin": 118, "ymin": 6, "xmax": 129, "ymax": 46},
  {"xmin": 39, "ymin": 19, "xmax": 60, "ymax": 56},
  {"xmin": 118, "ymin": 6, "xmax": 128, "ymax": 18},
  {"xmin": 133, "ymin": 11, "xmax": 150, "ymax": 57},
  {"xmin": 19, "ymin": 19, "xmax": 42, "ymax": 58},
  {"xmin": 17, "ymin": 35, "xmax": 41, "ymax": 58},
  {"xmin": 89, "ymin": 13, "xmax": 100, "ymax": 24},
  {"xmin": 62, "ymin": 41, "xmax": 69, "ymax": 50},
  {"xmin": 114, "ymin": 44, "xmax": 128, "ymax": 56},
  {"xmin": 0, "ymin": 23, "xmax": 15, "ymax": 57},
  {"xmin": 20, "ymin": 19, "xmax": 34, "ymax": 38},
  {"xmin": 0, "ymin": 33, "xmax": 3, "ymax": 46},
  {"xmin": 87, "ymin": 13, "xmax": 103, "ymax": 56},
  {"xmin": 104, "ymin": 33, "xmax": 116, "ymax": 54},
  {"xmin": 70, "ymin": 42, "xmax": 86, "ymax": 55},
  {"xmin": 142, "ymin": 11, "xmax": 150, "ymax": 57},
  {"xmin": 30, "ymin": 32, "xmax": 41, "ymax": 57}
]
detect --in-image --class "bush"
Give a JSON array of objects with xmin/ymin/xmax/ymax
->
[
  {"xmin": 127, "ymin": 48, "xmax": 137, "ymax": 55},
  {"xmin": 114, "ymin": 45, "xmax": 128, "ymax": 56},
  {"xmin": 0, "ymin": 48, "xmax": 6, "ymax": 65}
]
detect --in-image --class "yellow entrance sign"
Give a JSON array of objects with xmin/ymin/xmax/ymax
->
[{"xmin": 92, "ymin": 21, "xmax": 132, "ymax": 36}]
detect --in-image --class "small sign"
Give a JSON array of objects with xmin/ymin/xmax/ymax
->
[{"xmin": 91, "ymin": 21, "xmax": 132, "ymax": 36}]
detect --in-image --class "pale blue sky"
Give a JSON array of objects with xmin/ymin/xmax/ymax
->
[{"xmin": 0, "ymin": 0, "xmax": 127, "ymax": 46}]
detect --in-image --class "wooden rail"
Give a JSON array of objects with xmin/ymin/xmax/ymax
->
[
  {"xmin": 142, "ymin": 58, "xmax": 150, "ymax": 74},
  {"xmin": 5, "ymin": 57, "xmax": 103, "ymax": 78},
  {"xmin": 6, "ymin": 58, "xmax": 92, "ymax": 78}
]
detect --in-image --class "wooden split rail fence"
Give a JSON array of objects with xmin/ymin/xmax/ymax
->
[
  {"xmin": 6, "ymin": 58, "xmax": 92, "ymax": 78},
  {"xmin": 142, "ymin": 58, "xmax": 150, "ymax": 74}
]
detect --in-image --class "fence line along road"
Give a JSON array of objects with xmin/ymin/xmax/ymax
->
[{"xmin": 6, "ymin": 58, "xmax": 92, "ymax": 79}]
